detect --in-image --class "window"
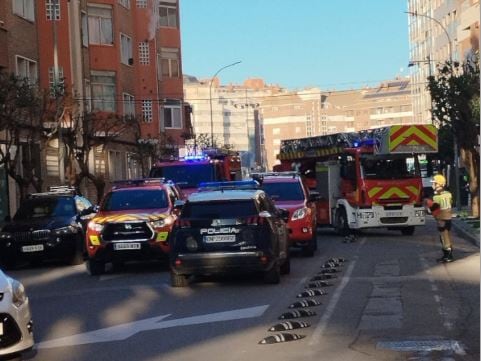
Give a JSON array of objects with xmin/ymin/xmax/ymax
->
[
  {"xmin": 123, "ymin": 93, "xmax": 135, "ymax": 117},
  {"xmin": 158, "ymin": 48, "xmax": 179, "ymax": 79},
  {"xmin": 120, "ymin": 33, "xmax": 133, "ymax": 65},
  {"xmin": 16, "ymin": 55, "xmax": 37, "ymax": 83},
  {"xmin": 159, "ymin": 2, "xmax": 177, "ymax": 28},
  {"xmin": 109, "ymin": 150, "xmax": 126, "ymax": 181},
  {"xmin": 138, "ymin": 42, "xmax": 150, "ymax": 64},
  {"xmin": 163, "ymin": 104, "xmax": 181, "ymax": 129},
  {"xmin": 87, "ymin": 5, "xmax": 113, "ymax": 45},
  {"xmin": 81, "ymin": 11, "xmax": 88, "ymax": 47},
  {"xmin": 48, "ymin": 66, "xmax": 64, "ymax": 96},
  {"xmin": 118, "ymin": 0, "xmax": 130, "ymax": 9},
  {"xmin": 94, "ymin": 146, "xmax": 106, "ymax": 175},
  {"xmin": 136, "ymin": 0, "xmax": 147, "ymax": 8},
  {"xmin": 91, "ymin": 71, "xmax": 116, "ymax": 112},
  {"xmin": 13, "ymin": 0, "xmax": 34, "ymax": 21},
  {"xmin": 142, "ymin": 100, "xmax": 153, "ymax": 122},
  {"xmin": 46, "ymin": 0, "xmax": 60, "ymax": 20}
]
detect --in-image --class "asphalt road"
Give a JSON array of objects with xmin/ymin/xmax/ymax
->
[{"xmin": 8, "ymin": 218, "xmax": 479, "ymax": 361}]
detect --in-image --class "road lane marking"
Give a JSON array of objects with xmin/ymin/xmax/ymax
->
[
  {"xmin": 37, "ymin": 305, "xmax": 269, "ymax": 349},
  {"xmin": 309, "ymin": 254, "xmax": 358, "ymax": 345}
]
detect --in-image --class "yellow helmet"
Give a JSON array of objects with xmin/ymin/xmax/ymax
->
[{"xmin": 431, "ymin": 174, "xmax": 446, "ymax": 187}]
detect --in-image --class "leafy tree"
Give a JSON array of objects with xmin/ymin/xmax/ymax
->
[{"xmin": 428, "ymin": 55, "xmax": 480, "ymax": 216}]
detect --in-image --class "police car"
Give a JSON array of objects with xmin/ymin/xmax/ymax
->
[{"xmin": 169, "ymin": 181, "xmax": 290, "ymax": 287}]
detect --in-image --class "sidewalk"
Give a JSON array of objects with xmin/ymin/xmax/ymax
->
[{"xmin": 452, "ymin": 208, "xmax": 480, "ymax": 247}]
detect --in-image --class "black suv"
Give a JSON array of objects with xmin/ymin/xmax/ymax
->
[
  {"xmin": 0, "ymin": 186, "xmax": 96, "ymax": 269},
  {"xmin": 170, "ymin": 181, "xmax": 290, "ymax": 287}
]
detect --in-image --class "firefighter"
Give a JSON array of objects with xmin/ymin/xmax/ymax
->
[{"xmin": 425, "ymin": 174, "xmax": 454, "ymax": 263}]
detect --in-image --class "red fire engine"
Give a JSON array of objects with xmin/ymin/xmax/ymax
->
[
  {"xmin": 149, "ymin": 149, "xmax": 242, "ymax": 196},
  {"xmin": 275, "ymin": 125, "xmax": 438, "ymax": 235}
]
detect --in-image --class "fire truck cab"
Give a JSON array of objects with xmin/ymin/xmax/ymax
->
[
  {"xmin": 149, "ymin": 150, "xmax": 242, "ymax": 196},
  {"xmin": 276, "ymin": 125, "xmax": 438, "ymax": 236}
]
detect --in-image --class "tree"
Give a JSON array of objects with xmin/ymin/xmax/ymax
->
[
  {"xmin": 61, "ymin": 110, "xmax": 138, "ymax": 203},
  {"xmin": 0, "ymin": 72, "xmax": 56, "ymax": 200},
  {"xmin": 428, "ymin": 55, "xmax": 480, "ymax": 216}
]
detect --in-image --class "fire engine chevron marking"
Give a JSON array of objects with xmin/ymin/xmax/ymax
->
[
  {"xmin": 389, "ymin": 125, "xmax": 437, "ymax": 151},
  {"xmin": 269, "ymin": 321, "xmax": 310, "ymax": 332},
  {"xmin": 378, "ymin": 187, "xmax": 409, "ymax": 199},
  {"xmin": 37, "ymin": 305, "xmax": 269, "ymax": 349},
  {"xmin": 368, "ymin": 186, "xmax": 383, "ymax": 198},
  {"xmin": 259, "ymin": 333, "xmax": 306, "ymax": 344}
]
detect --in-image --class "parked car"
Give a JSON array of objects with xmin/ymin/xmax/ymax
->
[
  {"xmin": 253, "ymin": 172, "xmax": 319, "ymax": 256},
  {"xmin": 85, "ymin": 178, "xmax": 182, "ymax": 275},
  {"xmin": 0, "ymin": 269, "xmax": 34, "ymax": 360},
  {"xmin": 169, "ymin": 180, "xmax": 290, "ymax": 287},
  {"xmin": 0, "ymin": 186, "xmax": 96, "ymax": 269}
]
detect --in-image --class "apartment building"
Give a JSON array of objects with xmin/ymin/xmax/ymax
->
[
  {"xmin": 408, "ymin": 0, "xmax": 480, "ymax": 123},
  {"xmin": 262, "ymin": 79, "xmax": 413, "ymax": 170},
  {"xmin": 0, "ymin": 0, "xmax": 190, "ymax": 211},
  {"xmin": 184, "ymin": 76, "xmax": 282, "ymax": 170}
]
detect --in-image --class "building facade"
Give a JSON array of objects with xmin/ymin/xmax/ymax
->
[
  {"xmin": 0, "ymin": 0, "xmax": 190, "ymax": 211},
  {"xmin": 408, "ymin": 0, "xmax": 480, "ymax": 123}
]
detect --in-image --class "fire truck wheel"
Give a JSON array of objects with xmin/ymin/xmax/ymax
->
[
  {"xmin": 335, "ymin": 208, "xmax": 350, "ymax": 236},
  {"xmin": 400, "ymin": 226, "xmax": 415, "ymax": 236}
]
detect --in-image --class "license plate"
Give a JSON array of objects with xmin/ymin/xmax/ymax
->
[
  {"xmin": 386, "ymin": 211, "xmax": 402, "ymax": 217},
  {"xmin": 0, "ymin": 322, "xmax": 3, "ymax": 336},
  {"xmin": 21, "ymin": 244, "xmax": 44, "ymax": 253},
  {"xmin": 114, "ymin": 243, "xmax": 141, "ymax": 250},
  {"xmin": 204, "ymin": 235, "xmax": 236, "ymax": 243}
]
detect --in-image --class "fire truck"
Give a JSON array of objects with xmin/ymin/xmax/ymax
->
[
  {"xmin": 275, "ymin": 125, "xmax": 438, "ymax": 236},
  {"xmin": 149, "ymin": 149, "xmax": 242, "ymax": 195}
]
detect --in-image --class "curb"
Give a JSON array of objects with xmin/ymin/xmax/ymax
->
[{"xmin": 452, "ymin": 218, "xmax": 480, "ymax": 248}]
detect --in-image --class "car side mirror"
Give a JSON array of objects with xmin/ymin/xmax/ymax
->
[{"xmin": 80, "ymin": 206, "xmax": 97, "ymax": 216}]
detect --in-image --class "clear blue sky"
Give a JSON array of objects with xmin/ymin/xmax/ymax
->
[{"xmin": 180, "ymin": 0, "xmax": 411, "ymax": 90}]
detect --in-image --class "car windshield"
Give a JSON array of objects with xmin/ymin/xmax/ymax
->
[
  {"xmin": 150, "ymin": 164, "xmax": 215, "ymax": 189},
  {"xmin": 261, "ymin": 181, "xmax": 305, "ymax": 201},
  {"xmin": 360, "ymin": 155, "xmax": 421, "ymax": 180},
  {"xmin": 102, "ymin": 189, "xmax": 168, "ymax": 211},
  {"xmin": 182, "ymin": 200, "xmax": 257, "ymax": 218},
  {"xmin": 14, "ymin": 197, "xmax": 76, "ymax": 220}
]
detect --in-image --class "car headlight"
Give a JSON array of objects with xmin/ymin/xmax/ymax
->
[
  {"xmin": 88, "ymin": 221, "xmax": 104, "ymax": 233},
  {"xmin": 0, "ymin": 232, "xmax": 12, "ymax": 239},
  {"xmin": 292, "ymin": 207, "xmax": 308, "ymax": 221},
  {"xmin": 150, "ymin": 219, "xmax": 166, "ymax": 228},
  {"xmin": 415, "ymin": 210, "xmax": 425, "ymax": 217},
  {"xmin": 53, "ymin": 225, "xmax": 78, "ymax": 235},
  {"xmin": 10, "ymin": 278, "xmax": 27, "ymax": 307}
]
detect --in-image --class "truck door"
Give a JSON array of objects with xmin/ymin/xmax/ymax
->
[{"xmin": 340, "ymin": 154, "xmax": 358, "ymax": 205}]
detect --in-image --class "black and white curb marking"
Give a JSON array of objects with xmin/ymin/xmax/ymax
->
[
  {"xmin": 318, "ymin": 268, "xmax": 339, "ymax": 274},
  {"xmin": 306, "ymin": 280, "xmax": 332, "ymax": 288},
  {"xmin": 259, "ymin": 333, "xmax": 306, "ymax": 344},
  {"xmin": 288, "ymin": 299, "xmax": 322, "ymax": 309},
  {"xmin": 279, "ymin": 310, "xmax": 317, "ymax": 319},
  {"xmin": 269, "ymin": 321, "xmax": 310, "ymax": 332},
  {"xmin": 297, "ymin": 289, "xmax": 327, "ymax": 298},
  {"xmin": 310, "ymin": 274, "xmax": 336, "ymax": 281}
]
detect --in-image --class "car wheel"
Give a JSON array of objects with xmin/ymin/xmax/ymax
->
[
  {"xmin": 171, "ymin": 271, "xmax": 189, "ymax": 287},
  {"xmin": 280, "ymin": 256, "xmax": 290, "ymax": 275},
  {"xmin": 86, "ymin": 259, "xmax": 104, "ymax": 276},
  {"xmin": 400, "ymin": 226, "xmax": 415, "ymax": 236},
  {"xmin": 263, "ymin": 262, "xmax": 280, "ymax": 284},
  {"xmin": 335, "ymin": 207, "xmax": 350, "ymax": 236}
]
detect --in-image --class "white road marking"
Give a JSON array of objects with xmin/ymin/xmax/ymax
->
[
  {"xmin": 309, "ymin": 248, "xmax": 360, "ymax": 345},
  {"xmin": 37, "ymin": 305, "xmax": 269, "ymax": 349}
]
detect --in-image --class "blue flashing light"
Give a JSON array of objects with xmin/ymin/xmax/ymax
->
[
  {"xmin": 353, "ymin": 140, "xmax": 360, "ymax": 147},
  {"xmin": 184, "ymin": 154, "xmax": 208, "ymax": 161},
  {"xmin": 353, "ymin": 138, "xmax": 377, "ymax": 148},
  {"xmin": 199, "ymin": 180, "xmax": 259, "ymax": 190}
]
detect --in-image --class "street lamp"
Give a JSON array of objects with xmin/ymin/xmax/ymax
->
[
  {"xmin": 406, "ymin": 11, "xmax": 461, "ymax": 210},
  {"xmin": 209, "ymin": 61, "xmax": 241, "ymax": 147},
  {"xmin": 408, "ymin": 55, "xmax": 434, "ymax": 124}
]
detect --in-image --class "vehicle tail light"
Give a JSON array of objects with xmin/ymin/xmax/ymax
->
[
  {"xmin": 259, "ymin": 255, "xmax": 269, "ymax": 264},
  {"xmin": 174, "ymin": 258, "xmax": 182, "ymax": 267}
]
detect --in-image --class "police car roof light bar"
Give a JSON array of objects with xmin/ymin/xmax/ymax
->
[{"xmin": 198, "ymin": 180, "xmax": 260, "ymax": 192}]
